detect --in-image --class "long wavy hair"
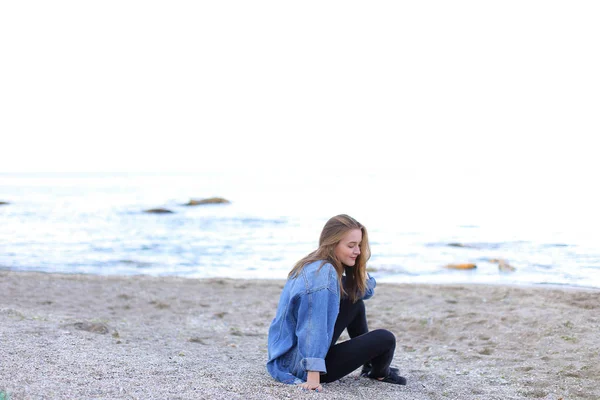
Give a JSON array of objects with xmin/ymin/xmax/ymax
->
[{"xmin": 288, "ymin": 214, "xmax": 371, "ymax": 303}]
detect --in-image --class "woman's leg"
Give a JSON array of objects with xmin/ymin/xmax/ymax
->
[
  {"xmin": 321, "ymin": 328, "xmax": 396, "ymax": 383},
  {"xmin": 329, "ymin": 297, "xmax": 369, "ymax": 347},
  {"xmin": 322, "ymin": 297, "xmax": 396, "ymax": 383},
  {"xmin": 329, "ymin": 297, "xmax": 373, "ymax": 375}
]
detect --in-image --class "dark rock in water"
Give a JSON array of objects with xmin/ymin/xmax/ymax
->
[
  {"xmin": 73, "ymin": 322, "xmax": 109, "ymax": 334},
  {"xmin": 444, "ymin": 263, "xmax": 477, "ymax": 270},
  {"xmin": 448, "ymin": 243, "xmax": 477, "ymax": 248},
  {"xmin": 144, "ymin": 208, "xmax": 174, "ymax": 214},
  {"xmin": 0, "ymin": 201, "xmax": 9, "ymax": 205},
  {"xmin": 184, "ymin": 197, "xmax": 230, "ymax": 206},
  {"xmin": 495, "ymin": 259, "xmax": 516, "ymax": 272}
]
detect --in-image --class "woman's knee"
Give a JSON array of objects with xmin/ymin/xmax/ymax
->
[{"xmin": 371, "ymin": 329, "xmax": 396, "ymax": 349}]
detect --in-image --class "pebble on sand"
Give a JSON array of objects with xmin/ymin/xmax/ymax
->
[{"xmin": 73, "ymin": 322, "xmax": 110, "ymax": 334}]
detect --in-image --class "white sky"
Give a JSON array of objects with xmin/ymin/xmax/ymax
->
[{"xmin": 1, "ymin": 1, "xmax": 598, "ymax": 178}]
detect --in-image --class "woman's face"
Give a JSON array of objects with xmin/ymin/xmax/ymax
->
[{"xmin": 334, "ymin": 228, "xmax": 362, "ymax": 266}]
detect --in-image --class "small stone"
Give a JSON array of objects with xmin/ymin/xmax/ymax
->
[
  {"xmin": 73, "ymin": 322, "xmax": 109, "ymax": 334},
  {"xmin": 230, "ymin": 327, "xmax": 243, "ymax": 336},
  {"xmin": 149, "ymin": 300, "xmax": 170, "ymax": 309}
]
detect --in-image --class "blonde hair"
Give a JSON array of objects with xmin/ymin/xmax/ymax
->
[{"xmin": 288, "ymin": 214, "xmax": 371, "ymax": 302}]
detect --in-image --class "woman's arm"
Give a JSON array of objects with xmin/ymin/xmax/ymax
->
[
  {"xmin": 363, "ymin": 272, "xmax": 377, "ymax": 300},
  {"xmin": 295, "ymin": 286, "xmax": 340, "ymax": 390}
]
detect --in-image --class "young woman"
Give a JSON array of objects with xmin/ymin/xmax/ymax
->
[{"xmin": 267, "ymin": 214, "xmax": 406, "ymax": 391}]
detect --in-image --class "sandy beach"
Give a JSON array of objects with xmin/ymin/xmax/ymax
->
[{"xmin": 1, "ymin": 271, "xmax": 598, "ymax": 400}]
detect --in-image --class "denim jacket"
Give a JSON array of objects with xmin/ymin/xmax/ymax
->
[{"xmin": 266, "ymin": 260, "xmax": 376, "ymax": 384}]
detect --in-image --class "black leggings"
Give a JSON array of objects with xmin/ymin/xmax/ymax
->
[{"xmin": 321, "ymin": 297, "xmax": 396, "ymax": 383}]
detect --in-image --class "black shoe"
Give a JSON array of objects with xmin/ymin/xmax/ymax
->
[
  {"xmin": 370, "ymin": 369, "xmax": 407, "ymax": 385},
  {"xmin": 360, "ymin": 363, "xmax": 400, "ymax": 378}
]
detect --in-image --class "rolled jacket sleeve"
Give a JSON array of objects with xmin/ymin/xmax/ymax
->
[{"xmin": 295, "ymin": 286, "xmax": 340, "ymax": 374}]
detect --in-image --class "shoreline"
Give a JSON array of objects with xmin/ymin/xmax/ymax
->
[
  {"xmin": 2, "ymin": 270, "xmax": 599, "ymax": 399},
  {"xmin": 3, "ymin": 266, "xmax": 599, "ymax": 292}
]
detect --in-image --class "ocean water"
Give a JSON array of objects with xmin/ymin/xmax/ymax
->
[{"xmin": 1, "ymin": 171, "xmax": 599, "ymax": 288}]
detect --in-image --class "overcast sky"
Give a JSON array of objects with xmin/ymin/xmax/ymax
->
[{"xmin": 1, "ymin": 1, "xmax": 598, "ymax": 179}]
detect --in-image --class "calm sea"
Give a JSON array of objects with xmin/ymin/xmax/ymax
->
[{"xmin": 1, "ymin": 171, "xmax": 599, "ymax": 288}]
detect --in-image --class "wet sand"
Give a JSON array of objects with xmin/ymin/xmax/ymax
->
[{"xmin": 1, "ymin": 270, "xmax": 599, "ymax": 399}]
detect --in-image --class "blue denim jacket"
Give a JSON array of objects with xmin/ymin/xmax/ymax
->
[{"xmin": 266, "ymin": 260, "xmax": 376, "ymax": 384}]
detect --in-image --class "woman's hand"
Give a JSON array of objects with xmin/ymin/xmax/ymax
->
[
  {"xmin": 298, "ymin": 371, "xmax": 322, "ymax": 392},
  {"xmin": 298, "ymin": 381, "xmax": 322, "ymax": 391}
]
